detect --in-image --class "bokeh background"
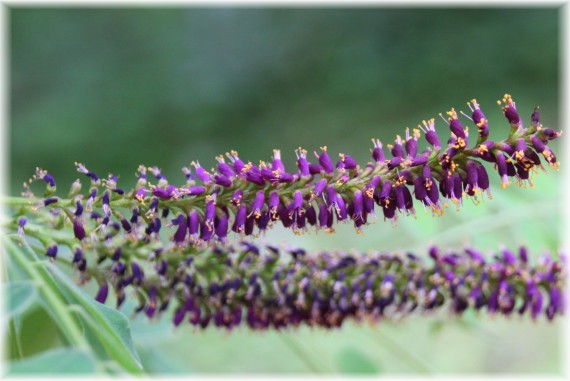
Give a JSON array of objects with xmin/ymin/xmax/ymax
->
[{"xmin": 9, "ymin": 7, "xmax": 563, "ymax": 374}]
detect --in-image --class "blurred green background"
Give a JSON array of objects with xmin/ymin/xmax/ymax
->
[{"xmin": 9, "ymin": 7, "xmax": 563, "ymax": 374}]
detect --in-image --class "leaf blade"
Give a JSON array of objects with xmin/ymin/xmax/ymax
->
[{"xmin": 8, "ymin": 348, "xmax": 97, "ymax": 374}]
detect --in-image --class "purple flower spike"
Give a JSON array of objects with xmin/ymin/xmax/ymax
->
[
  {"xmin": 83, "ymin": 243, "xmax": 563, "ymax": 327},
  {"xmin": 15, "ymin": 94, "xmax": 563, "ymax": 254},
  {"xmin": 95, "ymin": 283, "xmax": 109, "ymax": 304}
]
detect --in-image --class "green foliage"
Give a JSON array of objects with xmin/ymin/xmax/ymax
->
[
  {"xmin": 4, "ymin": 281, "xmax": 38, "ymax": 319},
  {"xmin": 8, "ymin": 348, "xmax": 97, "ymax": 374},
  {"xmin": 337, "ymin": 348, "xmax": 380, "ymax": 374},
  {"xmin": 3, "ymin": 236, "xmax": 143, "ymax": 375}
]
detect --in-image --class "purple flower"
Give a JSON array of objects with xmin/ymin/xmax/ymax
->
[
  {"xmin": 215, "ymin": 155, "xmax": 236, "ymax": 178},
  {"xmin": 316, "ymin": 146, "xmax": 334, "ymax": 174},
  {"xmin": 17, "ymin": 217, "xmax": 27, "ymax": 235},
  {"xmin": 46, "ymin": 245, "xmax": 58, "ymax": 259},
  {"xmin": 295, "ymin": 148, "xmax": 311, "ymax": 177},
  {"xmin": 498, "ymin": 93, "xmax": 522, "ymax": 129},
  {"xmin": 75, "ymin": 162, "xmax": 100, "ymax": 183},
  {"xmin": 418, "ymin": 118, "xmax": 441, "ymax": 149},
  {"xmin": 73, "ymin": 219, "xmax": 86, "ymax": 241},
  {"xmin": 43, "ymin": 197, "xmax": 58, "ymax": 206},
  {"xmin": 467, "ymin": 99, "xmax": 489, "ymax": 139},
  {"xmin": 191, "ymin": 161, "xmax": 211, "ymax": 184},
  {"xmin": 95, "ymin": 283, "xmax": 109, "ymax": 304}
]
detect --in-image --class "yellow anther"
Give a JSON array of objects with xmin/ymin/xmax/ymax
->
[{"xmin": 413, "ymin": 128, "xmax": 421, "ymax": 139}]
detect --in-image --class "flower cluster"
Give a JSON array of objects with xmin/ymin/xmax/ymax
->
[
  {"xmin": 8, "ymin": 94, "xmax": 564, "ymax": 329},
  {"xmin": 33, "ymin": 239, "xmax": 570, "ymax": 329},
  {"xmin": 18, "ymin": 94, "xmax": 561, "ymax": 249}
]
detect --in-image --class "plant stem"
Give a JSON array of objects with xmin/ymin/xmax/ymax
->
[
  {"xmin": 8, "ymin": 319, "xmax": 24, "ymax": 359},
  {"xmin": 3, "ymin": 235, "xmax": 91, "ymax": 352}
]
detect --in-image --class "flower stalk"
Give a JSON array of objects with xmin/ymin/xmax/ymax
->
[{"xmin": 3, "ymin": 93, "xmax": 565, "ymax": 329}]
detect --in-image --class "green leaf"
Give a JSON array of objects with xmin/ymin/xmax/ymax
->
[
  {"xmin": 48, "ymin": 264, "xmax": 143, "ymax": 373},
  {"xmin": 8, "ymin": 348, "xmax": 97, "ymax": 374},
  {"xmin": 4, "ymin": 281, "xmax": 38, "ymax": 319},
  {"xmin": 137, "ymin": 346, "xmax": 189, "ymax": 374},
  {"xmin": 337, "ymin": 347, "xmax": 380, "ymax": 374},
  {"xmin": 3, "ymin": 236, "xmax": 91, "ymax": 352}
]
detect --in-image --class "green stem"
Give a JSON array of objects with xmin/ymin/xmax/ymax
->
[
  {"xmin": 8, "ymin": 319, "xmax": 24, "ymax": 359},
  {"xmin": 3, "ymin": 236, "xmax": 91, "ymax": 352}
]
